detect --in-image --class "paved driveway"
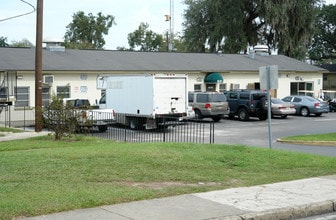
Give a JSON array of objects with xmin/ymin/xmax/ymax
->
[{"xmin": 214, "ymin": 113, "xmax": 336, "ymax": 157}]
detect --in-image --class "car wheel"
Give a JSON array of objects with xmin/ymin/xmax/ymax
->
[
  {"xmin": 194, "ymin": 110, "xmax": 203, "ymax": 119},
  {"xmin": 300, "ymin": 107, "xmax": 309, "ymax": 117},
  {"xmin": 238, "ymin": 108, "xmax": 249, "ymax": 121},
  {"xmin": 212, "ymin": 116, "xmax": 221, "ymax": 122}
]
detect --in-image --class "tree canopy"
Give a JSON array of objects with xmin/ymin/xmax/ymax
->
[
  {"xmin": 182, "ymin": 0, "xmax": 321, "ymax": 59},
  {"xmin": 0, "ymin": 37, "xmax": 9, "ymax": 47},
  {"xmin": 127, "ymin": 22, "xmax": 164, "ymax": 51},
  {"xmin": 64, "ymin": 11, "xmax": 115, "ymax": 49},
  {"xmin": 309, "ymin": 4, "xmax": 336, "ymax": 63}
]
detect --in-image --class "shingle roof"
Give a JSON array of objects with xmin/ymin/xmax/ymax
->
[
  {"xmin": 0, "ymin": 47, "xmax": 327, "ymax": 72},
  {"xmin": 321, "ymin": 64, "xmax": 336, "ymax": 73}
]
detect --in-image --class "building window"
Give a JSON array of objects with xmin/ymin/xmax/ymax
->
[
  {"xmin": 15, "ymin": 87, "xmax": 29, "ymax": 107},
  {"xmin": 57, "ymin": 86, "xmax": 70, "ymax": 98},
  {"xmin": 230, "ymin": 84, "xmax": 240, "ymax": 90},
  {"xmin": 80, "ymin": 86, "xmax": 88, "ymax": 93},
  {"xmin": 206, "ymin": 84, "xmax": 216, "ymax": 91},
  {"xmin": 290, "ymin": 82, "xmax": 314, "ymax": 96},
  {"xmin": 80, "ymin": 74, "xmax": 88, "ymax": 80},
  {"xmin": 194, "ymin": 84, "xmax": 201, "ymax": 92},
  {"xmin": 42, "ymin": 87, "xmax": 51, "ymax": 106},
  {"xmin": 0, "ymin": 87, "xmax": 7, "ymax": 99},
  {"xmin": 219, "ymin": 83, "xmax": 226, "ymax": 92}
]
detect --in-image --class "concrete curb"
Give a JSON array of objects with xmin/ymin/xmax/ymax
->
[
  {"xmin": 217, "ymin": 200, "xmax": 336, "ymax": 220},
  {"xmin": 277, "ymin": 139, "xmax": 336, "ymax": 147}
]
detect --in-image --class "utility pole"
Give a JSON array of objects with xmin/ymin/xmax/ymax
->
[{"xmin": 35, "ymin": 0, "xmax": 43, "ymax": 132}]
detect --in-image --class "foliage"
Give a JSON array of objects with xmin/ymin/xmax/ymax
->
[
  {"xmin": 10, "ymin": 38, "xmax": 34, "ymax": 47},
  {"xmin": 64, "ymin": 11, "xmax": 115, "ymax": 49},
  {"xmin": 309, "ymin": 4, "xmax": 336, "ymax": 63},
  {"xmin": 0, "ymin": 36, "xmax": 9, "ymax": 47},
  {"xmin": 1, "ymin": 138, "xmax": 336, "ymax": 219},
  {"xmin": 182, "ymin": 0, "xmax": 321, "ymax": 59},
  {"xmin": 127, "ymin": 22, "xmax": 164, "ymax": 51},
  {"xmin": 42, "ymin": 95, "xmax": 82, "ymax": 140}
]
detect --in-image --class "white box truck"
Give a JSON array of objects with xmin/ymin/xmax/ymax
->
[{"xmin": 99, "ymin": 73, "xmax": 188, "ymax": 129}]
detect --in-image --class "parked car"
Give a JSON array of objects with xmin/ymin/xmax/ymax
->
[
  {"xmin": 224, "ymin": 90, "xmax": 268, "ymax": 121},
  {"xmin": 270, "ymin": 98, "xmax": 296, "ymax": 118},
  {"xmin": 328, "ymin": 99, "xmax": 336, "ymax": 112},
  {"xmin": 281, "ymin": 96, "xmax": 329, "ymax": 116},
  {"xmin": 188, "ymin": 92, "xmax": 230, "ymax": 122}
]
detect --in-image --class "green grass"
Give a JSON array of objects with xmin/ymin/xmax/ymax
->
[
  {"xmin": 281, "ymin": 132, "xmax": 336, "ymax": 141},
  {"xmin": 0, "ymin": 127, "xmax": 23, "ymax": 133},
  {"xmin": 1, "ymin": 135, "xmax": 336, "ymax": 219}
]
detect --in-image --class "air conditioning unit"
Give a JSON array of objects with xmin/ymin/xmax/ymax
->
[{"xmin": 43, "ymin": 75, "xmax": 54, "ymax": 84}]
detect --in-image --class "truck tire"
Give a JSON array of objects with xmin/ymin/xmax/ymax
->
[
  {"xmin": 98, "ymin": 125, "xmax": 108, "ymax": 132},
  {"xmin": 238, "ymin": 108, "xmax": 249, "ymax": 121},
  {"xmin": 258, "ymin": 113, "xmax": 267, "ymax": 120},
  {"xmin": 129, "ymin": 117, "xmax": 143, "ymax": 130}
]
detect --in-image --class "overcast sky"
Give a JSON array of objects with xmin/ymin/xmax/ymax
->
[{"xmin": 1, "ymin": 0, "xmax": 335, "ymax": 50}]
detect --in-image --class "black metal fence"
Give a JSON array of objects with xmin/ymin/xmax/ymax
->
[{"xmin": 91, "ymin": 116, "xmax": 215, "ymax": 144}]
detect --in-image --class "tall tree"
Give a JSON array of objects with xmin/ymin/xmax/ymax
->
[
  {"xmin": 309, "ymin": 4, "xmax": 336, "ymax": 63},
  {"xmin": 182, "ymin": 0, "xmax": 320, "ymax": 59},
  {"xmin": 261, "ymin": 0, "xmax": 319, "ymax": 59},
  {"xmin": 64, "ymin": 11, "xmax": 115, "ymax": 49},
  {"xmin": 127, "ymin": 22, "xmax": 164, "ymax": 51},
  {"xmin": 0, "ymin": 37, "xmax": 9, "ymax": 47}
]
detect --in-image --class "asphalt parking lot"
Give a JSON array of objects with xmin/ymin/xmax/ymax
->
[{"xmin": 215, "ymin": 112, "xmax": 336, "ymax": 157}]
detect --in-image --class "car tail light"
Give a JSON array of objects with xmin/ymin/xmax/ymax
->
[
  {"xmin": 205, "ymin": 103, "xmax": 211, "ymax": 109},
  {"xmin": 314, "ymin": 102, "xmax": 320, "ymax": 108},
  {"xmin": 278, "ymin": 106, "xmax": 286, "ymax": 109}
]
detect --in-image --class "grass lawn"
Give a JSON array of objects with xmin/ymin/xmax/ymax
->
[
  {"xmin": 1, "ymin": 135, "xmax": 336, "ymax": 219},
  {"xmin": 280, "ymin": 132, "xmax": 336, "ymax": 142}
]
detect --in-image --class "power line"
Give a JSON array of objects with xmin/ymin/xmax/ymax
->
[{"xmin": 0, "ymin": 0, "xmax": 36, "ymax": 22}]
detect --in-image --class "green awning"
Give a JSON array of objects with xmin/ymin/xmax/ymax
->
[{"xmin": 204, "ymin": 72, "xmax": 223, "ymax": 83}]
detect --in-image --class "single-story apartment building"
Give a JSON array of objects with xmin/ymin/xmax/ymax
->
[{"xmin": 0, "ymin": 46, "xmax": 328, "ymax": 126}]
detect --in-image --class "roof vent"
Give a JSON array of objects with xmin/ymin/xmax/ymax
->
[
  {"xmin": 253, "ymin": 45, "xmax": 269, "ymax": 56},
  {"xmin": 43, "ymin": 37, "xmax": 65, "ymax": 52}
]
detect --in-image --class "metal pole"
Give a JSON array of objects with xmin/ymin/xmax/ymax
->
[
  {"xmin": 266, "ymin": 66, "xmax": 272, "ymax": 149},
  {"xmin": 35, "ymin": 0, "xmax": 43, "ymax": 132}
]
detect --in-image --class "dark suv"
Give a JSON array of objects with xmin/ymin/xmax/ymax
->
[{"xmin": 224, "ymin": 90, "xmax": 268, "ymax": 121}]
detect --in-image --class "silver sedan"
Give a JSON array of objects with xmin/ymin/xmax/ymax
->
[
  {"xmin": 271, "ymin": 98, "xmax": 296, "ymax": 118},
  {"xmin": 282, "ymin": 96, "xmax": 329, "ymax": 116}
]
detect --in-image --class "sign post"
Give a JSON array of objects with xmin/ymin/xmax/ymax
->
[{"xmin": 259, "ymin": 65, "xmax": 278, "ymax": 149}]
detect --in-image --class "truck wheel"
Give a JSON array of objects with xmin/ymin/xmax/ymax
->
[
  {"xmin": 194, "ymin": 110, "xmax": 203, "ymax": 119},
  {"xmin": 238, "ymin": 108, "xmax": 249, "ymax": 121},
  {"xmin": 129, "ymin": 118, "xmax": 141, "ymax": 130},
  {"xmin": 258, "ymin": 113, "xmax": 267, "ymax": 120},
  {"xmin": 98, "ymin": 125, "xmax": 108, "ymax": 132}
]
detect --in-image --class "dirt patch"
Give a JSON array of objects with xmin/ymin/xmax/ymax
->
[{"xmin": 111, "ymin": 181, "xmax": 222, "ymax": 189}]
